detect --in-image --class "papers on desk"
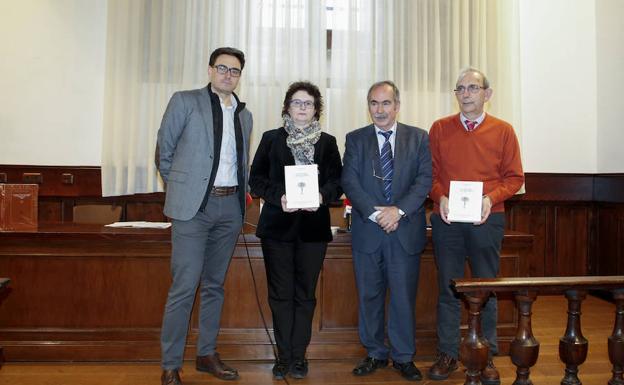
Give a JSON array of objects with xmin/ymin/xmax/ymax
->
[
  {"xmin": 105, "ymin": 221, "xmax": 171, "ymax": 229},
  {"xmin": 284, "ymin": 164, "xmax": 319, "ymax": 209},
  {"xmin": 447, "ymin": 181, "xmax": 483, "ymax": 223}
]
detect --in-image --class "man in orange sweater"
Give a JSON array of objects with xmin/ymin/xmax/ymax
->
[{"xmin": 427, "ymin": 68, "xmax": 524, "ymax": 384}]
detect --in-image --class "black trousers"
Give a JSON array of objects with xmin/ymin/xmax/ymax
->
[{"xmin": 261, "ymin": 238, "xmax": 327, "ymax": 362}]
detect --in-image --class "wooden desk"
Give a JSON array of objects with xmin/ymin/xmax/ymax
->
[{"xmin": 0, "ymin": 223, "xmax": 532, "ymax": 362}]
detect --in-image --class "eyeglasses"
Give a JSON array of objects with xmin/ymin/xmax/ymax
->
[
  {"xmin": 212, "ymin": 64, "xmax": 242, "ymax": 77},
  {"xmin": 454, "ymin": 84, "xmax": 486, "ymax": 95},
  {"xmin": 290, "ymin": 99, "xmax": 315, "ymax": 109},
  {"xmin": 372, "ymin": 160, "xmax": 392, "ymax": 181}
]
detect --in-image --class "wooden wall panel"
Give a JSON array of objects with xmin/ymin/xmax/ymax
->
[
  {"xmin": 616, "ymin": 213, "xmax": 624, "ymax": 275},
  {"xmin": 0, "ymin": 166, "xmax": 102, "ymax": 197},
  {"xmin": 415, "ymin": 257, "xmax": 438, "ymax": 328},
  {"xmin": 595, "ymin": 204, "xmax": 624, "ymax": 276},
  {"xmin": 219, "ymin": 258, "xmax": 270, "ymax": 329},
  {"xmin": 126, "ymin": 202, "xmax": 167, "ymax": 222},
  {"xmin": 507, "ymin": 204, "xmax": 548, "ymax": 276},
  {"xmin": 0, "ymin": 225, "xmax": 530, "ymax": 362},
  {"xmin": 2, "ymin": 165, "xmax": 624, "ymax": 361},
  {"xmin": 553, "ymin": 206, "xmax": 590, "ymax": 276},
  {"xmin": 320, "ymin": 259, "xmax": 358, "ymax": 329},
  {"xmin": 38, "ymin": 200, "xmax": 63, "ymax": 223},
  {"xmin": 518, "ymin": 173, "xmax": 594, "ymax": 201},
  {"xmin": 594, "ymin": 174, "xmax": 624, "ymax": 202},
  {"xmin": 1, "ymin": 166, "xmax": 622, "ymax": 279},
  {"xmin": 0, "ymin": 249, "xmax": 170, "ymax": 329},
  {"xmin": 506, "ymin": 202, "xmax": 594, "ymax": 277}
]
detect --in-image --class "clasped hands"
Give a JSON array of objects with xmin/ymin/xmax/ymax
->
[
  {"xmin": 374, "ymin": 206, "xmax": 402, "ymax": 233},
  {"xmin": 281, "ymin": 194, "xmax": 322, "ymax": 213}
]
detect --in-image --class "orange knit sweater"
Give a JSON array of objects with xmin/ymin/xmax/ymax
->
[{"xmin": 429, "ymin": 113, "xmax": 524, "ymax": 214}]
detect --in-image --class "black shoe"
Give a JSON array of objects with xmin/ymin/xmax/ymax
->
[
  {"xmin": 272, "ymin": 360, "xmax": 289, "ymax": 380},
  {"xmin": 290, "ymin": 359, "xmax": 308, "ymax": 379},
  {"xmin": 393, "ymin": 361, "xmax": 423, "ymax": 381},
  {"xmin": 352, "ymin": 356, "xmax": 389, "ymax": 376}
]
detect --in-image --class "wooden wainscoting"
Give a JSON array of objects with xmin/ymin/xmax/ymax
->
[
  {"xmin": 0, "ymin": 224, "xmax": 531, "ymax": 362},
  {"xmin": 1, "ymin": 165, "xmax": 623, "ymax": 363},
  {"xmin": 1, "ymin": 165, "xmax": 623, "ymax": 277}
]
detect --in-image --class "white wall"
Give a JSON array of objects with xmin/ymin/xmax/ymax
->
[
  {"xmin": 596, "ymin": 0, "xmax": 624, "ymax": 173},
  {"xmin": 519, "ymin": 0, "xmax": 598, "ymax": 173},
  {"xmin": 0, "ymin": 0, "xmax": 107, "ymax": 165}
]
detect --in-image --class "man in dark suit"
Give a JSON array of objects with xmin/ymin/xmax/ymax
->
[
  {"xmin": 156, "ymin": 47, "xmax": 253, "ymax": 385},
  {"xmin": 342, "ymin": 81, "xmax": 432, "ymax": 381}
]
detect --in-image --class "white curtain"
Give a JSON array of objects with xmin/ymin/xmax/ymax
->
[
  {"xmin": 326, "ymin": 0, "xmax": 521, "ymax": 153},
  {"xmin": 101, "ymin": 0, "xmax": 326, "ymax": 196},
  {"xmin": 101, "ymin": 0, "xmax": 519, "ymax": 196}
]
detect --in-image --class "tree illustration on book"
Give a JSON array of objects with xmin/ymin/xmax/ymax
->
[
  {"xmin": 461, "ymin": 196, "xmax": 469, "ymax": 209},
  {"xmin": 298, "ymin": 181, "xmax": 306, "ymax": 194}
]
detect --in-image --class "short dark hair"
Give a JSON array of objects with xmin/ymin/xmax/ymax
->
[
  {"xmin": 281, "ymin": 81, "xmax": 323, "ymax": 121},
  {"xmin": 367, "ymin": 80, "xmax": 400, "ymax": 103},
  {"xmin": 209, "ymin": 47, "xmax": 245, "ymax": 70}
]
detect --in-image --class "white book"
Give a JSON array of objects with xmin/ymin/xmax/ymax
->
[
  {"xmin": 284, "ymin": 164, "xmax": 319, "ymax": 209},
  {"xmin": 447, "ymin": 181, "xmax": 483, "ymax": 223}
]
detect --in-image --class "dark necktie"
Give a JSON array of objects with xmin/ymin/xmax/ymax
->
[
  {"xmin": 465, "ymin": 119, "xmax": 478, "ymax": 132},
  {"xmin": 379, "ymin": 130, "xmax": 393, "ymax": 202}
]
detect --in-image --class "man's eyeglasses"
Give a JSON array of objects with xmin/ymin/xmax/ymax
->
[
  {"xmin": 372, "ymin": 160, "xmax": 392, "ymax": 181},
  {"xmin": 213, "ymin": 64, "xmax": 242, "ymax": 77},
  {"xmin": 290, "ymin": 99, "xmax": 315, "ymax": 109},
  {"xmin": 454, "ymin": 84, "xmax": 486, "ymax": 95}
]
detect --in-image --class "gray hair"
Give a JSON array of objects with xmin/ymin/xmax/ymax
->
[
  {"xmin": 456, "ymin": 67, "xmax": 490, "ymax": 89},
  {"xmin": 367, "ymin": 80, "xmax": 401, "ymax": 103}
]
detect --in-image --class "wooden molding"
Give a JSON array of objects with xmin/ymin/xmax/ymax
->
[{"xmin": 0, "ymin": 166, "xmax": 622, "ymax": 202}]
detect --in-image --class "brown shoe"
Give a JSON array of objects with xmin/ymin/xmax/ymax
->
[
  {"xmin": 428, "ymin": 352, "xmax": 458, "ymax": 380},
  {"xmin": 161, "ymin": 369, "xmax": 182, "ymax": 385},
  {"xmin": 481, "ymin": 360, "xmax": 500, "ymax": 385},
  {"xmin": 196, "ymin": 352, "xmax": 239, "ymax": 380}
]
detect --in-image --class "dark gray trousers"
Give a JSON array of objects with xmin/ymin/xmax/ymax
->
[
  {"xmin": 431, "ymin": 212, "xmax": 505, "ymax": 359},
  {"xmin": 161, "ymin": 194, "xmax": 242, "ymax": 370}
]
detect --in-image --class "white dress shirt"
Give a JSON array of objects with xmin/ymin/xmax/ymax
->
[
  {"xmin": 213, "ymin": 96, "xmax": 238, "ymax": 187},
  {"xmin": 460, "ymin": 112, "xmax": 486, "ymax": 131}
]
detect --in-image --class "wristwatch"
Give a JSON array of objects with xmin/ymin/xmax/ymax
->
[{"xmin": 398, "ymin": 208, "xmax": 406, "ymax": 218}]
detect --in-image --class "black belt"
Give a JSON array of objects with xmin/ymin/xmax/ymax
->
[{"xmin": 210, "ymin": 186, "xmax": 238, "ymax": 196}]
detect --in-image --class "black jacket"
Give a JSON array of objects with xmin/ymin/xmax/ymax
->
[{"xmin": 249, "ymin": 127, "xmax": 343, "ymax": 242}]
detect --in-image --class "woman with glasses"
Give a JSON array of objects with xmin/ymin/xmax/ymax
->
[{"xmin": 249, "ymin": 81, "xmax": 342, "ymax": 380}]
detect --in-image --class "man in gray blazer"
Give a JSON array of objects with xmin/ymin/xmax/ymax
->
[
  {"xmin": 342, "ymin": 81, "xmax": 432, "ymax": 381},
  {"xmin": 157, "ymin": 47, "xmax": 253, "ymax": 385}
]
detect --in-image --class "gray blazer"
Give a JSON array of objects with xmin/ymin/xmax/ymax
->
[
  {"xmin": 157, "ymin": 86, "xmax": 253, "ymax": 221},
  {"xmin": 341, "ymin": 123, "xmax": 432, "ymax": 254}
]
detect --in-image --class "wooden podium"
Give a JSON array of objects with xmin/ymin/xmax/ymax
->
[
  {"xmin": 0, "ymin": 224, "xmax": 532, "ymax": 362},
  {"xmin": 0, "ymin": 184, "xmax": 38, "ymax": 231}
]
